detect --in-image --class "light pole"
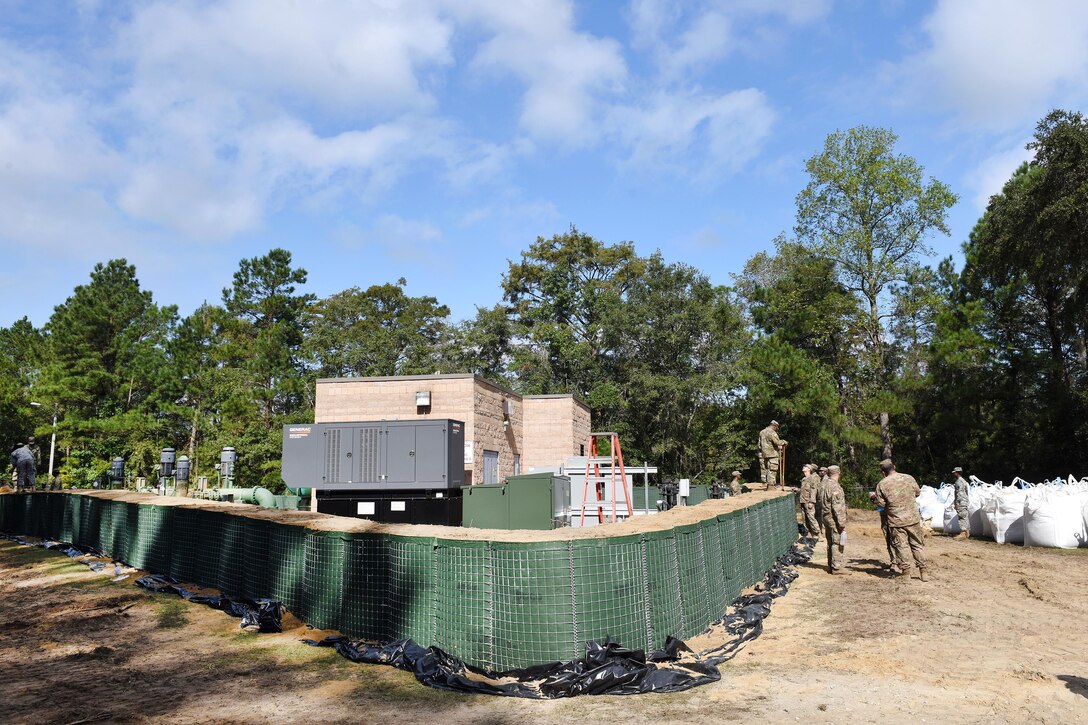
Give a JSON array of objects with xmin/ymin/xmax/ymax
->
[{"xmin": 29, "ymin": 402, "xmax": 58, "ymax": 484}]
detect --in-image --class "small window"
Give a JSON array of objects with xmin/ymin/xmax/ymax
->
[
  {"xmin": 579, "ymin": 444, "xmax": 585, "ymax": 456},
  {"xmin": 514, "ymin": 454, "xmax": 521, "ymax": 476}
]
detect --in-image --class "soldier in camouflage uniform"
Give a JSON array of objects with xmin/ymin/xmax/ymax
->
[
  {"xmin": 952, "ymin": 467, "xmax": 970, "ymax": 540},
  {"xmin": 757, "ymin": 420, "xmax": 787, "ymax": 488},
  {"xmin": 729, "ymin": 470, "xmax": 743, "ymax": 497},
  {"xmin": 814, "ymin": 465, "xmax": 848, "ymax": 574},
  {"xmin": 798, "ymin": 463, "xmax": 821, "ymax": 536},
  {"xmin": 873, "ymin": 459, "xmax": 929, "ymax": 581}
]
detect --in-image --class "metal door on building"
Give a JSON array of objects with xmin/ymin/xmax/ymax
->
[{"xmin": 482, "ymin": 450, "xmax": 499, "ymax": 485}]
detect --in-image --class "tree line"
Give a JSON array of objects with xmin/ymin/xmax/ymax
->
[{"xmin": 3, "ymin": 110, "xmax": 1086, "ymax": 497}]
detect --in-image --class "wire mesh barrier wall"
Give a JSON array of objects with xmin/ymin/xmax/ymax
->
[{"xmin": 0, "ymin": 491, "xmax": 799, "ymax": 671}]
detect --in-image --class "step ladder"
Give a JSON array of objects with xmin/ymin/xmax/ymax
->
[{"xmin": 579, "ymin": 432, "xmax": 633, "ymax": 526}]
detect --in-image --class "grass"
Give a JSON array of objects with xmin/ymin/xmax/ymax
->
[{"xmin": 156, "ymin": 597, "xmax": 189, "ymax": 629}]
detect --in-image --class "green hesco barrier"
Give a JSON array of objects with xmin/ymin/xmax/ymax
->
[
  {"xmin": 303, "ymin": 530, "xmax": 346, "ymax": 629},
  {"xmin": 0, "ymin": 491, "xmax": 800, "ymax": 671},
  {"xmin": 432, "ymin": 539, "xmax": 490, "ymax": 666},
  {"xmin": 268, "ymin": 522, "xmax": 307, "ymax": 616},
  {"xmin": 218, "ymin": 514, "xmax": 247, "ymax": 596},
  {"xmin": 341, "ymin": 533, "xmax": 391, "ymax": 641},
  {"xmin": 195, "ymin": 510, "xmax": 226, "ymax": 588},
  {"xmin": 242, "ymin": 517, "xmax": 273, "ymax": 600},
  {"xmin": 110, "ymin": 500, "xmax": 131, "ymax": 565},
  {"xmin": 170, "ymin": 506, "xmax": 201, "ymax": 583},
  {"xmin": 388, "ymin": 535, "xmax": 438, "ymax": 646}
]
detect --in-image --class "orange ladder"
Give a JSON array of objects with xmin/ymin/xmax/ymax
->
[{"xmin": 578, "ymin": 432, "xmax": 633, "ymax": 526}]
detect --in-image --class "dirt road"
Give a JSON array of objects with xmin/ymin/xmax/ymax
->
[{"xmin": 2, "ymin": 509, "xmax": 1086, "ymax": 724}]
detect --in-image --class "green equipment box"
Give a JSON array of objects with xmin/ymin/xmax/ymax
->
[{"xmin": 462, "ymin": 472, "xmax": 571, "ymax": 530}]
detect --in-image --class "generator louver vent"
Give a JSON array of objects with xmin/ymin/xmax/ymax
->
[
  {"xmin": 359, "ymin": 427, "xmax": 380, "ymax": 482},
  {"xmin": 324, "ymin": 429, "xmax": 341, "ymax": 482}
]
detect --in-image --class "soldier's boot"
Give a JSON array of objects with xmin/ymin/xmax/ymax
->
[
  {"xmin": 954, "ymin": 531, "xmax": 968, "ymax": 541},
  {"xmin": 918, "ymin": 569, "xmax": 929, "ymax": 582}
]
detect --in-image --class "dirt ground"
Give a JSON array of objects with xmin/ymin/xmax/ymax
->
[{"xmin": 2, "ymin": 509, "xmax": 1087, "ymax": 724}]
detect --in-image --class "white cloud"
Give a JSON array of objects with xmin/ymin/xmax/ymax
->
[
  {"xmin": 626, "ymin": 0, "xmax": 830, "ymax": 78},
  {"xmin": 966, "ymin": 141, "xmax": 1034, "ymax": 210},
  {"xmin": 609, "ymin": 87, "xmax": 776, "ymax": 178},
  {"xmin": 0, "ymin": 0, "xmax": 792, "ymax": 262},
  {"xmin": 120, "ymin": 0, "xmax": 455, "ymax": 119},
  {"xmin": 902, "ymin": 0, "xmax": 1088, "ymax": 125},
  {"xmin": 462, "ymin": 0, "xmax": 627, "ymax": 144}
]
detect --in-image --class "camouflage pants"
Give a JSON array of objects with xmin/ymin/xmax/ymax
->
[
  {"xmin": 803, "ymin": 503, "xmax": 820, "ymax": 536},
  {"xmin": 889, "ymin": 522, "xmax": 927, "ymax": 572},
  {"xmin": 821, "ymin": 519, "xmax": 844, "ymax": 571},
  {"xmin": 759, "ymin": 456, "xmax": 779, "ymax": 486},
  {"xmin": 879, "ymin": 511, "xmax": 894, "ymax": 563},
  {"xmin": 955, "ymin": 505, "xmax": 969, "ymax": 535}
]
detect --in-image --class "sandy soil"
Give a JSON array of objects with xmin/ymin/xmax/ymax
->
[
  {"xmin": 54, "ymin": 488, "xmax": 791, "ymax": 541},
  {"xmin": 2, "ymin": 508, "xmax": 1087, "ymax": 724}
]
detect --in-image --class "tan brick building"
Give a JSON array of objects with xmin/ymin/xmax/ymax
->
[{"xmin": 314, "ymin": 374, "xmax": 591, "ymax": 485}]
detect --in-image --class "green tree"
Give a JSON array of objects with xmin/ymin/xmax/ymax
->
[
  {"xmin": 0, "ymin": 317, "xmax": 45, "ymax": 454},
  {"xmin": 610, "ymin": 254, "xmax": 748, "ymax": 478},
  {"xmin": 502, "ymin": 225, "xmax": 644, "ymax": 404},
  {"xmin": 219, "ymin": 249, "xmax": 314, "ymax": 488},
  {"xmin": 795, "ymin": 126, "xmax": 957, "ymax": 458},
  {"xmin": 307, "ymin": 279, "xmax": 450, "ymax": 378},
  {"xmin": 438, "ymin": 303, "xmax": 514, "ymax": 387},
  {"xmin": 955, "ymin": 110, "xmax": 1088, "ymax": 475},
  {"xmin": 36, "ymin": 260, "xmax": 177, "ymax": 483}
]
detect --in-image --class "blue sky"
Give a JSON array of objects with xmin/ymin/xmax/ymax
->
[{"xmin": 2, "ymin": 0, "xmax": 1087, "ymax": 328}]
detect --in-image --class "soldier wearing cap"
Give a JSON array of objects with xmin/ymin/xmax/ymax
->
[
  {"xmin": 814, "ymin": 465, "xmax": 848, "ymax": 573},
  {"xmin": 951, "ymin": 467, "xmax": 970, "ymax": 540},
  {"xmin": 729, "ymin": 470, "xmax": 743, "ymax": 497},
  {"xmin": 873, "ymin": 459, "xmax": 929, "ymax": 581},
  {"xmin": 798, "ymin": 463, "xmax": 821, "ymax": 536},
  {"xmin": 757, "ymin": 420, "xmax": 787, "ymax": 489}
]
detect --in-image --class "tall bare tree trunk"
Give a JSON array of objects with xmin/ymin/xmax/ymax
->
[{"xmin": 880, "ymin": 411, "xmax": 892, "ymax": 460}]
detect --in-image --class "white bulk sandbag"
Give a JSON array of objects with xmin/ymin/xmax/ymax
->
[
  {"xmin": 943, "ymin": 502, "xmax": 961, "ymax": 535},
  {"xmin": 984, "ymin": 488, "xmax": 1027, "ymax": 544},
  {"xmin": 1024, "ymin": 488, "xmax": 1088, "ymax": 549},
  {"xmin": 916, "ymin": 485, "xmax": 947, "ymax": 531},
  {"xmin": 968, "ymin": 485, "xmax": 997, "ymax": 538},
  {"xmin": 1083, "ymin": 498, "xmax": 1088, "ymax": 548}
]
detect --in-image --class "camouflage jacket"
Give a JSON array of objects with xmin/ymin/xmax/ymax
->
[
  {"xmin": 815, "ymin": 476, "xmax": 847, "ymax": 530},
  {"xmin": 758, "ymin": 426, "xmax": 784, "ymax": 458},
  {"xmin": 953, "ymin": 477, "xmax": 969, "ymax": 509},
  {"xmin": 799, "ymin": 473, "xmax": 821, "ymax": 505},
  {"xmin": 874, "ymin": 472, "xmax": 921, "ymax": 527}
]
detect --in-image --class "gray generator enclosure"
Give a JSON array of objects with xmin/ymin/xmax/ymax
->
[{"xmin": 282, "ymin": 419, "xmax": 464, "ymax": 491}]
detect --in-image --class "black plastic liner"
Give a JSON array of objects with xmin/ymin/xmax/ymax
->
[
  {"xmin": 1, "ymin": 532, "xmax": 285, "ymax": 633},
  {"xmin": 304, "ymin": 529, "xmax": 815, "ymax": 699},
  {"xmin": 3, "ymin": 528, "xmax": 814, "ymax": 698},
  {"xmin": 136, "ymin": 574, "xmax": 285, "ymax": 632}
]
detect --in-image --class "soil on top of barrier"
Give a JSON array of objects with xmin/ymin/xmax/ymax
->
[
  {"xmin": 26, "ymin": 487, "xmax": 794, "ymax": 542},
  {"xmin": 2, "ymin": 508, "xmax": 1087, "ymax": 724}
]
